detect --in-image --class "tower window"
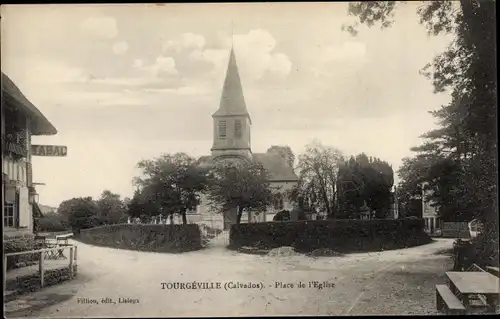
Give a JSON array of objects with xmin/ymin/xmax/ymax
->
[
  {"xmin": 235, "ymin": 120, "xmax": 242, "ymax": 138},
  {"xmin": 218, "ymin": 120, "xmax": 227, "ymax": 138}
]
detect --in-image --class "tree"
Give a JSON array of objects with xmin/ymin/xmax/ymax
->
[
  {"xmin": 133, "ymin": 153, "xmax": 208, "ymax": 224},
  {"xmin": 206, "ymin": 160, "xmax": 274, "ymax": 224},
  {"xmin": 57, "ymin": 197, "xmax": 100, "ymax": 232},
  {"xmin": 346, "ymin": 0, "xmax": 497, "ymax": 263},
  {"xmin": 337, "ymin": 154, "xmax": 394, "ymax": 219},
  {"xmin": 273, "ymin": 210, "xmax": 291, "ymax": 221},
  {"xmin": 267, "ymin": 145, "xmax": 295, "ymax": 167},
  {"xmin": 396, "ymin": 156, "xmax": 429, "ymax": 218},
  {"xmin": 337, "ymin": 156, "xmax": 365, "ymax": 218},
  {"xmin": 97, "ymin": 190, "xmax": 128, "ymax": 225},
  {"xmin": 295, "ymin": 141, "xmax": 345, "ymax": 219},
  {"xmin": 363, "ymin": 157, "xmax": 394, "ymax": 218},
  {"xmin": 127, "ymin": 189, "xmax": 152, "ymax": 222},
  {"xmin": 36, "ymin": 212, "xmax": 71, "ymax": 232}
]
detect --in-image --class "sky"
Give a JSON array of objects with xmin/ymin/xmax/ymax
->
[{"xmin": 1, "ymin": 3, "xmax": 453, "ymax": 207}]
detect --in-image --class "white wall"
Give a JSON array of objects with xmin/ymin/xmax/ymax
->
[
  {"xmin": 18, "ymin": 186, "xmax": 32, "ymax": 232},
  {"xmin": 194, "ymin": 180, "xmax": 298, "ymax": 224},
  {"xmin": 2, "ymin": 116, "xmax": 33, "ymax": 233}
]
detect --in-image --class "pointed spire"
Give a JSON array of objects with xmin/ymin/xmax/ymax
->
[
  {"xmin": 212, "ymin": 43, "xmax": 250, "ymax": 121},
  {"xmin": 231, "ymin": 20, "xmax": 234, "ymax": 48}
]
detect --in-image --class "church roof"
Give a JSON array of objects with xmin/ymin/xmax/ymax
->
[
  {"xmin": 212, "ymin": 47, "xmax": 251, "ymax": 122},
  {"xmin": 198, "ymin": 152, "xmax": 298, "ymax": 182},
  {"xmin": 253, "ymin": 152, "xmax": 298, "ymax": 181}
]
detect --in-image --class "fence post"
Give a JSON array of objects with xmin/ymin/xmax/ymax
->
[
  {"xmin": 4, "ymin": 255, "xmax": 7, "ymax": 292},
  {"xmin": 69, "ymin": 247, "xmax": 74, "ymax": 279},
  {"xmin": 39, "ymin": 251, "xmax": 44, "ymax": 288}
]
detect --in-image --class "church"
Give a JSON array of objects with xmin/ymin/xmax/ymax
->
[{"xmin": 188, "ymin": 46, "xmax": 299, "ymax": 229}]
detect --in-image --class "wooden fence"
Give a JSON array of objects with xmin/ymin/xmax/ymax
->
[
  {"xmin": 3, "ymin": 244, "xmax": 77, "ymax": 292},
  {"xmin": 442, "ymin": 222, "xmax": 470, "ymax": 238}
]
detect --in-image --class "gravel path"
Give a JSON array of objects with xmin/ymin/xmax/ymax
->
[{"xmin": 4, "ymin": 238, "xmax": 454, "ymax": 317}]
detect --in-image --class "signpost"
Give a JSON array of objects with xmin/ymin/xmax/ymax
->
[{"xmin": 31, "ymin": 145, "xmax": 67, "ymax": 157}]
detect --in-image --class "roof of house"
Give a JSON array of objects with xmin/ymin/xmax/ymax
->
[
  {"xmin": 253, "ymin": 152, "xmax": 298, "ymax": 181},
  {"xmin": 2, "ymin": 73, "xmax": 57, "ymax": 135},
  {"xmin": 38, "ymin": 204, "xmax": 57, "ymax": 215},
  {"xmin": 198, "ymin": 152, "xmax": 298, "ymax": 182},
  {"xmin": 212, "ymin": 47, "xmax": 251, "ymax": 122}
]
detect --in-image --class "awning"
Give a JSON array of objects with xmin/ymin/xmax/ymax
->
[{"xmin": 2, "ymin": 73, "xmax": 57, "ymax": 136}]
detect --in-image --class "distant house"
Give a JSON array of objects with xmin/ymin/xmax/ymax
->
[
  {"xmin": 421, "ymin": 182, "xmax": 440, "ymax": 234},
  {"xmin": 38, "ymin": 204, "xmax": 57, "ymax": 215},
  {"xmin": 2, "ymin": 73, "xmax": 57, "ymax": 238},
  {"xmin": 192, "ymin": 46, "xmax": 299, "ymax": 230}
]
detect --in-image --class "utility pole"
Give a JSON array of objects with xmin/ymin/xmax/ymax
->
[
  {"xmin": 420, "ymin": 182, "xmax": 424, "ymax": 217},
  {"xmin": 394, "ymin": 186, "xmax": 399, "ymax": 219}
]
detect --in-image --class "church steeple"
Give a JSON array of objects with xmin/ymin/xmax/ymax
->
[
  {"xmin": 212, "ymin": 47, "xmax": 251, "ymax": 122},
  {"xmin": 211, "ymin": 46, "xmax": 252, "ymax": 160}
]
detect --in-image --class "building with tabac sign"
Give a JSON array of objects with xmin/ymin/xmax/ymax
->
[{"xmin": 2, "ymin": 73, "xmax": 58, "ymax": 238}]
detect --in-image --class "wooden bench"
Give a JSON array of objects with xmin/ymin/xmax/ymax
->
[
  {"xmin": 465, "ymin": 264, "xmax": 490, "ymax": 305},
  {"xmin": 486, "ymin": 266, "xmax": 499, "ymax": 278},
  {"xmin": 436, "ymin": 284, "xmax": 466, "ymax": 315},
  {"xmin": 55, "ymin": 233, "xmax": 73, "ymax": 245},
  {"xmin": 468, "ymin": 263, "xmax": 486, "ymax": 272}
]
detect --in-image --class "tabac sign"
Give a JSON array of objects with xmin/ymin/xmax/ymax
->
[{"xmin": 31, "ymin": 145, "xmax": 68, "ymax": 157}]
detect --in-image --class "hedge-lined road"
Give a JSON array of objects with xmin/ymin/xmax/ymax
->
[{"xmin": 5, "ymin": 238, "xmax": 454, "ymax": 317}]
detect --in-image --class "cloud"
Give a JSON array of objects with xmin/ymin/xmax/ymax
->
[
  {"xmin": 310, "ymin": 41, "xmax": 368, "ymax": 80},
  {"xmin": 163, "ymin": 33, "xmax": 206, "ymax": 52},
  {"xmin": 84, "ymin": 56, "xmax": 181, "ymax": 90},
  {"xmin": 139, "ymin": 55, "xmax": 179, "ymax": 77},
  {"xmin": 4, "ymin": 58, "xmax": 89, "ymax": 88},
  {"xmin": 89, "ymin": 76, "xmax": 163, "ymax": 87},
  {"xmin": 186, "ymin": 29, "xmax": 292, "ymax": 83},
  {"xmin": 80, "ymin": 15, "xmax": 119, "ymax": 39},
  {"xmin": 143, "ymin": 85, "xmax": 210, "ymax": 96},
  {"xmin": 133, "ymin": 59, "xmax": 143, "ymax": 68},
  {"xmin": 112, "ymin": 41, "xmax": 129, "ymax": 55},
  {"xmin": 321, "ymin": 41, "xmax": 367, "ymax": 63},
  {"xmin": 189, "ymin": 48, "xmax": 228, "ymax": 73},
  {"xmin": 230, "ymin": 29, "xmax": 292, "ymax": 81},
  {"xmin": 43, "ymin": 88, "xmax": 149, "ymax": 108},
  {"xmin": 95, "ymin": 95, "xmax": 146, "ymax": 107}
]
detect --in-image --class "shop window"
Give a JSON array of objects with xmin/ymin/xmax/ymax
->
[{"xmin": 4, "ymin": 203, "xmax": 16, "ymax": 228}]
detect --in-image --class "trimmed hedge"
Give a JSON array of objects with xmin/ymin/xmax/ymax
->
[
  {"xmin": 4, "ymin": 233, "xmax": 43, "ymax": 270},
  {"xmin": 35, "ymin": 214, "xmax": 71, "ymax": 232},
  {"xmin": 78, "ymin": 223, "xmax": 202, "ymax": 253},
  {"xmin": 229, "ymin": 218, "xmax": 431, "ymax": 253}
]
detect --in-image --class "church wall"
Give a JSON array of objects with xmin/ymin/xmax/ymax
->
[
  {"xmin": 211, "ymin": 148, "xmax": 252, "ymax": 160},
  {"xmin": 245, "ymin": 117, "xmax": 251, "ymax": 148},
  {"xmin": 187, "ymin": 193, "xmax": 224, "ymax": 230},
  {"xmin": 254, "ymin": 180, "xmax": 297, "ymax": 222},
  {"xmin": 190, "ymin": 180, "xmax": 298, "ymax": 226},
  {"xmin": 271, "ymin": 180, "xmax": 296, "ymax": 210}
]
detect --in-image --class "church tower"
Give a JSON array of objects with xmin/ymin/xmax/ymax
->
[{"xmin": 211, "ymin": 46, "xmax": 252, "ymax": 161}]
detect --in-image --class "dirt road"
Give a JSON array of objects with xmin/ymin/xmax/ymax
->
[{"xmin": 5, "ymin": 238, "xmax": 454, "ymax": 317}]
